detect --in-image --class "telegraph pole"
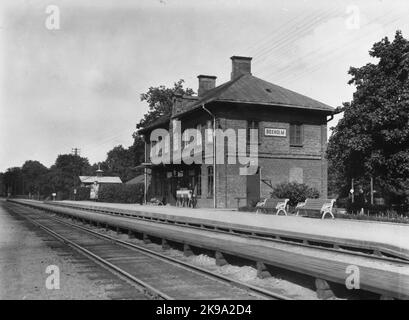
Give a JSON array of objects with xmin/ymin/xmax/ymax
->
[
  {"xmin": 71, "ymin": 148, "xmax": 81, "ymax": 157},
  {"xmin": 71, "ymin": 148, "xmax": 81, "ymax": 200}
]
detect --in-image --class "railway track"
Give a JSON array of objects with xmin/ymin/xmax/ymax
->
[
  {"xmin": 7, "ymin": 201, "xmax": 290, "ymax": 300},
  {"xmin": 39, "ymin": 200, "xmax": 409, "ymax": 265}
]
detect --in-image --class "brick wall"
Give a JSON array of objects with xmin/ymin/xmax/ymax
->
[
  {"xmin": 143, "ymin": 102, "xmax": 329, "ymax": 208},
  {"xmin": 211, "ymin": 110, "xmax": 328, "ymax": 208}
]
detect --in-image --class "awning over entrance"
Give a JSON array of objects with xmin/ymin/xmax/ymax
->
[{"xmin": 134, "ymin": 162, "xmax": 154, "ymax": 170}]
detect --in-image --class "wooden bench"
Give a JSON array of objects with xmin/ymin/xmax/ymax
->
[
  {"xmin": 255, "ymin": 198, "xmax": 289, "ymax": 215},
  {"xmin": 296, "ymin": 198, "xmax": 336, "ymax": 219}
]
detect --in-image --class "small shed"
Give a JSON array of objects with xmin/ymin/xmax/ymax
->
[{"xmin": 79, "ymin": 176, "xmax": 122, "ymax": 199}]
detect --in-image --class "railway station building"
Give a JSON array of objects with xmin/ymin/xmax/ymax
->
[{"xmin": 139, "ymin": 56, "xmax": 335, "ymax": 208}]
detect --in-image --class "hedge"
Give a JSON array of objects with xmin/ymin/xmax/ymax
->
[
  {"xmin": 270, "ymin": 182, "xmax": 319, "ymax": 207},
  {"xmin": 75, "ymin": 187, "xmax": 91, "ymax": 201},
  {"xmin": 98, "ymin": 183, "xmax": 144, "ymax": 204}
]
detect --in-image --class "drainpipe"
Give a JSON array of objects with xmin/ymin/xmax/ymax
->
[
  {"xmin": 144, "ymin": 136, "xmax": 147, "ymax": 204},
  {"xmin": 202, "ymin": 104, "xmax": 216, "ymax": 208}
]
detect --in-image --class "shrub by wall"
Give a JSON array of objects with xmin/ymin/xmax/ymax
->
[
  {"xmin": 76, "ymin": 187, "xmax": 91, "ymax": 201},
  {"xmin": 98, "ymin": 183, "xmax": 144, "ymax": 204},
  {"xmin": 271, "ymin": 182, "xmax": 319, "ymax": 207}
]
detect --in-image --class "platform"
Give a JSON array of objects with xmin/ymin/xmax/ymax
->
[
  {"xmin": 54, "ymin": 200, "xmax": 409, "ymax": 259},
  {"xmin": 11, "ymin": 199, "xmax": 409, "ymax": 299}
]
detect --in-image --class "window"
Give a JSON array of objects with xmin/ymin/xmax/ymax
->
[
  {"xmin": 164, "ymin": 136, "xmax": 170, "ymax": 154},
  {"xmin": 156, "ymin": 137, "xmax": 163, "ymax": 157},
  {"xmin": 190, "ymin": 167, "xmax": 202, "ymax": 197},
  {"xmin": 247, "ymin": 120, "xmax": 259, "ymax": 144},
  {"xmin": 196, "ymin": 124, "xmax": 202, "ymax": 146},
  {"xmin": 206, "ymin": 120, "xmax": 213, "ymax": 143},
  {"xmin": 152, "ymin": 171, "xmax": 156, "ymax": 194},
  {"xmin": 207, "ymin": 166, "xmax": 213, "ymax": 197},
  {"xmin": 290, "ymin": 124, "xmax": 303, "ymax": 146},
  {"xmin": 197, "ymin": 168, "xmax": 202, "ymax": 196},
  {"xmin": 182, "ymin": 132, "xmax": 189, "ymax": 149}
]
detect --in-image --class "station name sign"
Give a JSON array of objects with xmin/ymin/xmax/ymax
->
[{"xmin": 264, "ymin": 128, "xmax": 286, "ymax": 137}]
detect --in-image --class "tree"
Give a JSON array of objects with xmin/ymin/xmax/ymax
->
[
  {"xmin": 0, "ymin": 172, "xmax": 5, "ymax": 196},
  {"xmin": 3, "ymin": 167, "xmax": 23, "ymax": 195},
  {"xmin": 103, "ymin": 145, "xmax": 137, "ymax": 182},
  {"xmin": 327, "ymin": 31, "xmax": 409, "ymax": 204},
  {"xmin": 130, "ymin": 134, "xmax": 145, "ymax": 167},
  {"xmin": 135, "ymin": 79, "xmax": 194, "ymax": 130},
  {"xmin": 21, "ymin": 160, "xmax": 49, "ymax": 196},
  {"xmin": 97, "ymin": 134, "xmax": 145, "ymax": 183},
  {"xmin": 129, "ymin": 79, "xmax": 195, "ymax": 177},
  {"xmin": 47, "ymin": 154, "xmax": 92, "ymax": 199}
]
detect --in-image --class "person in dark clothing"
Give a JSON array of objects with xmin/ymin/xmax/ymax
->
[{"xmin": 355, "ymin": 187, "xmax": 366, "ymax": 214}]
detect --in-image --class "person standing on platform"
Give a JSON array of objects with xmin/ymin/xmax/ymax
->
[
  {"xmin": 355, "ymin": 186, "xmax": 366, "ymax": 215},
  {"xmin": 192, "ymin": 183, "xmax": 198, "ymax": 208}
]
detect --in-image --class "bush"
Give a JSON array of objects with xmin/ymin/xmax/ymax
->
[
  {"xmin": 56, "ymin": 191, "xmax": 69, "ymax": 201},
  {"xmin": 271, "ymin": 182, "xmax": 319, "ymax": 207},
  {"xmin": 98, "ymin": 183, "xmax": 144, "ymax": 204},
  {"xmin": 76, "ymin": 187, "xmax": 91, "ymax": 201},
  {"xmin": 335, "ymin": 197, "xmax": 349, "ymax": 208},
  {"xmin": 334, "ymin": 211, "xmax": 409, "ymax": 224}
]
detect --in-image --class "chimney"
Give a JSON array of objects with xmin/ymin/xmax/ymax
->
[
  {"xmin": 197, "ymin": 75, "xmax": 217, "ymax": 96},
  {"xmin": 230, "ymin": 56, "xmax": 252, "ymax": 80}
]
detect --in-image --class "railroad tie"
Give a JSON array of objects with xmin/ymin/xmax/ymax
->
[
  {"xmin": 315, "ymin": 278, "xmax": 335, "ymax": 300},
  {"xmin": 215, "ymin": 251, "xmax": 228, "ymax": 266},
  {"xmin": 143, "ymin": 233, "xmax": 151, "ymax": 244},
  {"xmin": 162, "ymin": 239, "xmax": 170, "ymax": 250},
  {"xmin": 256, "ymin": 262, "xmax": 272, "ymax": 279},
  {"xmin": 183, "ymin": 244, "xmax": 194, "ymax": 257}
]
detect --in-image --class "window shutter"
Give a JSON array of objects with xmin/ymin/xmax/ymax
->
[{"xmin": 290, "ymin": 125, "xmax": 295, "ymax": 145}]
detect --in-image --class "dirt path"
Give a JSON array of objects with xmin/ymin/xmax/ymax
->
[{"xmin": 0, "ymin": 200, "xmax": 146, "ymax": 300}]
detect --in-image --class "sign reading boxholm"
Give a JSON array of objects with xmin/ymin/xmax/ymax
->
[{"xmin": 264, "ymin": 128, "xmax": 286, "ymax": 137}]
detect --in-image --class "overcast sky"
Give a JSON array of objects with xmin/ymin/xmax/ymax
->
[{"xmin": 1, "ymin": 0, "xmax": 409, "ymax": 172}]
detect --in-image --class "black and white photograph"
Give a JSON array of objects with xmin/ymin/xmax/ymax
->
[{"xmin": 0, "ymin": 0, "xmax": 408, "ymax": 307}]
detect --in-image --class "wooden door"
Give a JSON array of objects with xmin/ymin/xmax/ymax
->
[{"xmin": 246, "ymin": 167, "xmax": 260, "ymax": 206}]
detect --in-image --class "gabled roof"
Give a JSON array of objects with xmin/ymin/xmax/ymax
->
[
  {"xmin": 79, "ymin": 176, "xmax": 122, "ymax": 184},
  {"xmin": 173, "ymin": 74, "xmax": 334, "ymax": 118},
  {"xmin": 138, "ymin": 72, "xmax": 334, "ymax": 133},
  {"xmin": 138, "ymin": 114, "xmax": 171, "ymax": 133}
]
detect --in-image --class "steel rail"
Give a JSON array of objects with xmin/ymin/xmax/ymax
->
[
  {"xmin": 45, "ymin": 212, "xmax": 291, "ymax": 300},
  {"xmin": 16, "ymin": 210, "xmax": 173, "ymax": 300},
  {"xmin": 10, "ymin": 202, "xmax": 290, "ymax": 300}
]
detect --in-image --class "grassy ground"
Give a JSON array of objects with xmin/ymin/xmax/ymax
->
[{"xmin": 238, "ymin": 206, "xmax": 409, "ymax": 224}]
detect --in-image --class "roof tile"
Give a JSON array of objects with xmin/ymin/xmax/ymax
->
[{"xmin": 176, "ymin": 74, "xmax": 334, "ymax": 116}]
